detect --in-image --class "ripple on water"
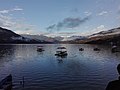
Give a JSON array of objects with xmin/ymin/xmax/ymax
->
[{"xmin": 0, "ymin": 44, "xmax": 119, "ymax": 90}]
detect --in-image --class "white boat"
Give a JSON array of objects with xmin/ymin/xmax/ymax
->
[
  {"xmin": 111, "ymin": 45, "xmax": 118, "ymax": 53},
  {"xmin": 55, "ymin": 47, "xmax": 68, "ymax": 56}
]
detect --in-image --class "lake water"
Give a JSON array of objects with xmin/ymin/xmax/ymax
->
[{"xmin": 0, "ymin": 44, "xmax": 120, "ymax": 90}]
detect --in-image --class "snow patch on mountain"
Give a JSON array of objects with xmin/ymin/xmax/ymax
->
[
  {"xmin": 62, "ymin": 36, "xmax": 87, "ymax": 41},
  {"xmin": 89, "ymin": 27, "xmax": 120, "ymax": 38}
]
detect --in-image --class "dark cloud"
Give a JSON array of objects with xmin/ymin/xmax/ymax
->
[
  {"xmin": 46, "ymin": 16, "xmax": 90, "ymax": 31},
  {"xmin": 46, "ymin": 24, "xmax": 56, "ymax": 31}
]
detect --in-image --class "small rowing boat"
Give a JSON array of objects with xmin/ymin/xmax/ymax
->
[{"xmin": 0, "ymin": 74, "xmax": 12, "ymax": 90}]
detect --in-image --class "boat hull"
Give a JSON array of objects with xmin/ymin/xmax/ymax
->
[{"xmin": 0, "ymin": 74, "xmax": 12, "ymax": 90}]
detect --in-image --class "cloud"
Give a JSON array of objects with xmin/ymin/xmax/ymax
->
[
  {"xmin": 57, "ymin": 32, "xmax": 77, "ymax": 36},
  {"xmin": 84, "ymin": 11, "xmax": 92, "ymax": 16},
  {"xmin": 0, "ymin": 7, "xmax": 37, "ymax": 35},
  {"xmin": 48, "ymin": 25, "xmax": 106, "ymax": 36},
  {"xmin": 0, "ymin": 15, "xmax": 14, "ymax": 28},
  {"xmin": 46, "ymin": 16, "xmax": 90, "ymax": 31},
  {"xmin": 14, "ymin": 29, "xmax": 38, "ymax": 35},
  {"xmin": 42, "ymin": 32, "xmax": 79, "ymax": 37},
  {"xmin": 0, "ymin": 9, "xmax": 37, "ymax": 35},
  {"xmin": 95, "ymin": 25, "xmax": 106, "ymax": 31},
  {"xmin": 0, "ymin": 7, "xmax": 23, "ymax": 14},
  {"xmin": 46, "ymin": 24, "xmax": 56, "ymax": 31},
  {"xmin": 11, "ymin": 22, "xmax": 38, "ymax": 35},
  {"xmin": 12, "ymin": 7, "xmax": 23, "ymax": 11},
  {"xmin": 0, "ymin": 10, "xmax": 9, "ymax": 14},
  {"xmin": 85, "ymin": 25, "xmax": 106, "ymax": 35},
  {"xmin": 97, "ymin": 11, "xmax": 108, "ymax": 16}
]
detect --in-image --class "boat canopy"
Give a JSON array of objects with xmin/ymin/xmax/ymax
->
[{"xmin": 57, "ymin": 47, "xmax": 66, "ymax": 49}]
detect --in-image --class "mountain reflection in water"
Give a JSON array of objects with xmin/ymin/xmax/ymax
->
[{"xmin": 0, "ymin": 44, "xmax": 120, "ymax": 90}]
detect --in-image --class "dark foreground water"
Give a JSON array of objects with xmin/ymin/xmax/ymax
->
[{"xmin": 0, "ymin": 44, "xmax": 120, "ymax": 90}]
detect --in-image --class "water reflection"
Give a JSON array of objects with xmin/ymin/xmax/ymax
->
[
  {"xmin": 0, "ymin": 45, "xmax": 14, "ymax": 64},
  {"xmin": 37, "ymin": 51, "xmax": 44, "ymax": 55},
  {"xmin": 56, "ymin": 55, "xmax": 67, "ymax": 63},
  {"xmin": 0, "ymin": 44, "xmax": 120, "ymax": 90}
]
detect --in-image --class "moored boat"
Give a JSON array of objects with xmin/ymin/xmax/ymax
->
[
  {"xmin": 93, "ymin": 48, "xmax": 100, "ymax": 51},
  {"xmin": 0, "ymin": 74, "xmax": 12, "ymax": 90},
  {"xmin": 55, "ymin": 47, "xmax": 68, "ymax": 56},
  {"xmin": 37, "ymin": 46, "xmax": 44, "ymax": 52},
  {"xmin": 111, "ymin": 45, "xmax": 119, "ymax": 53},
  {"xmin": 79, "ymin": 48, "xmax": 84, "ymax": 51}
]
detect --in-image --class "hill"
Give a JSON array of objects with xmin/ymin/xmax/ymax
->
[
  {"xmin": 0, "ymin": 27, "xmax": 52, "ymax": 44},
  {"xmin": 81, "ymin": 27, "xmax": 120, "ymax": 45}
]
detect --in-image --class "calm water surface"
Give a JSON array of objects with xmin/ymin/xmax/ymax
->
[{"xmin": 0, "ymin": 44, "xmax": 120, "ymax": 90}]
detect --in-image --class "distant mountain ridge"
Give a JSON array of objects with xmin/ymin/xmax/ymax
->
[
  {"xmin": 21, "ymin": 34, "xmax": 87, "ymax": 42},
  {"xmin": 0, "ymin": 27, "xmax": 23, "ymax": 43},
  {"xmin": 89, "ymin": 27, "xmax": 120, "ymax": 38},
  {"xmin": 0, "ymin": 26, "xmax": 120, "ymax": 44},
  {"xmin": 21, "ymin": 34, "xmax": 63, "ymax": 43},
  {"xmin": 62, "ymin": 36, "xmax": 87, "ymax": 41},
  {"xmin": 0, "ymin": 27, "xmax": 53, "ymax": 44},
  {"xmin": 82, "ymin": 27, "xmax": 120, "ymax": 45},
  {"xmin": 0, "ymin": 27, "xmax": 20, "ymax": 39}
]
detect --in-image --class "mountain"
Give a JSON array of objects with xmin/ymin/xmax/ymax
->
[
  {"xmin": 0, "ymin": 27, "xmax": 52, "ymax": 44},
  {"xmin": 0, "ymin": 27, "xmax": 25, "ymax": 43},
  {"xmin": 0, "ymin": 27, "xmax": 20, "ymax": 39},
  {"xmin": 1, "ymin": 26, "xmax": 120, "ymax": 44},
  {"xmin": 21, "ymin": 34, "xmax": 87, "ymax": 43},
  {"xmin": 89, "ymin": 27, "xmax": 120, "ymax": 38},
  {"xmin": 59, "ymin": 35, "xmax": 87, "ymax": 44},
  {"xmin": 62, "ymin": 36, "xmax": 87, "ymax": 41},
  {"xmin": 83, "ymin": 27, "xmax": 120, "ymax": 45},
  {"xmin": 21, "ymin": 34, "xmax": 64, "ymax": 43}
]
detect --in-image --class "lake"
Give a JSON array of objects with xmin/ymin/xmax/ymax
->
[{"xmin": 0, "ymin": 44, "xmax": 120, "ymax": 90}]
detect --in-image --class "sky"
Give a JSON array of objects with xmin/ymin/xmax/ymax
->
[{"xmin": 0, "ymin": 0, "xmax": 120, "ymax": 37}]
